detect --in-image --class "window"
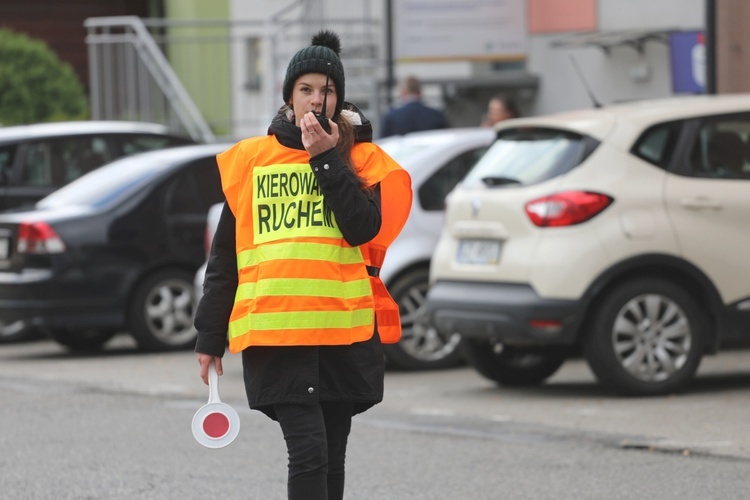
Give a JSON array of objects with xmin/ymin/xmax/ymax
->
[
  {"xmin": 117, "ymin": 134, "xmax": 190, "ymax": 156},
  {"xmin": 39, "ymin": 151, "xmax": 176, "ymax": 209},
  {"xmin": 245, "ymin": 36, "xmax": 263, "ymax": 90},
  {"xmin": 20, "ymin": 137, "xmax": 112, "ymax": 188},
  {"xmin": 63, "ymin": 136, "xmax": 111, "ymax": 180},
  {"xmin": 0, "ymin": 145, "xmax": 18, "ymax": 184},
  {"xmin": 688, "ymin": 115, "xmax": 750, "ymax": 179},
  {"xmin": 632, "ymin": 121, "xmax": 682, "ymax": 168},
  {"xmin": 21, "ymin": 142, "xmax": 53, "ymax": 187},
  {"xmin": 463, "ymin": 128, "xmax": 596, "ymax": 188},
  {"xmin": 418, "ymin": 148, "xmax": 487, "ymax": 211}
]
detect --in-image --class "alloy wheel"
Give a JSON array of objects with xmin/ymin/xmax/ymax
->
[
  {"xmin": 611, "ymin": 293, "xmax": 691, "ymax": 383},
  {"xmin": 398, "ymin": 280, "xmax": 462, "ymax": 363},
  {"xmin": 142, "ymin": 277, "xmax": 197, "ymax": 346}
]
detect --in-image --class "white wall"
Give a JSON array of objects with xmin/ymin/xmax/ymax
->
[
  {"xmin": 527, "ymin": 0, "xmax": 705, "ymax": 116},
  {"xmin": 599, "ymin": 0, "xmax": 704, "ymax": 30},
  {"xmin": 527, "ymin": 35, "xmax": 675, "ymax": 115}
]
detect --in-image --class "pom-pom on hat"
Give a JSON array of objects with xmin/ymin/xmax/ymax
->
[{"xmin": 282, "ymin": 30, "xmax": 345, "ymax": 117}]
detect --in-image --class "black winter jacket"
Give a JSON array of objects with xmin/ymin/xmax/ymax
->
[{"xmin": 194, "ymin": 103, "xmax": 386, "ymax": 420}]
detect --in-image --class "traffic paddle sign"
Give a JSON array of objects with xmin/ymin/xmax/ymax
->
[{"xmin": 192, "ymin": 362, "xmax": 240, "ymax": 448}]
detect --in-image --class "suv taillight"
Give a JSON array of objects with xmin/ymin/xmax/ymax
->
[
  {"xmin": 525, "ymin": 191, "xmax": 613, "ymax": 227},
  {"xmin": 16, "ymin": 222, "xmax": 65, "ymax": 254}
]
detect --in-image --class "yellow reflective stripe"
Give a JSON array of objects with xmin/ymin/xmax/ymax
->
[
  {"xmin": 237, "ymin": 242, "xmax": 363, "ymax": 269},
  {"xmin": 228, "ymin": 309, "xmax": 374, "ymax": 337},
  {"xmin": 236, "ymin": 279, "xmax": 371, "ymax": 300}
]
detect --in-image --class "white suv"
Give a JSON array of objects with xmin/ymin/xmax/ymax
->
[{"xmin": 426, "ymin": 94, "xmax": 750, "ymax": 396}]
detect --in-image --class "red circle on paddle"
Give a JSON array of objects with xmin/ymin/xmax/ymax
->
[
  {"xmin": 203, "ymin": 412, "xmax": 230, "ymax": 438},
  {"xmin": 192, "ymin": 362, "xmax": 240, "ymax": 448}
]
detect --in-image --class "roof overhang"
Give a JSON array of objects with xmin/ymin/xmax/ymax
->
[{"xmin": 551, "ymin": 28, "xmax": 701, "ymax": 54}]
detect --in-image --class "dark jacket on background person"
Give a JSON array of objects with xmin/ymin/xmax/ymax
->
[
  {"xmin": 380, "ymin": 99, "xmax": 449, "ymax": 138},
  {"xmin": 194, "ymin": 102, "xmax": 390, "ymax": 421}
]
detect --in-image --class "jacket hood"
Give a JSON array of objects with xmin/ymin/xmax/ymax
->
[{"xmin": 268, "ymin": 101, "xmax": 373, "ymax": 150}]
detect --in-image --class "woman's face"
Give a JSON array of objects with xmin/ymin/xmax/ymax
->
[
  {"xmin": 486, "ymin": 99, "xmax": 512, "ymax": 125},
  {"xmin": 289, "ymin": 73, "xmax": 337, "ymax": 127}
]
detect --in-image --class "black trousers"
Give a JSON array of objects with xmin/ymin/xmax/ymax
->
[{"xmin": 274, "ymin": 401, "xmax": 354, "ymax": 500}]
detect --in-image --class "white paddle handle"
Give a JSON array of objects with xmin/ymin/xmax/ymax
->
[{"xmin": 208, "ymin": 362, "xmax": 221, "ymax": 404}]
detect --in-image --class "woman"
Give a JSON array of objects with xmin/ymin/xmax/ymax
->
[{"xmin": 194, "ymin": 30, "xmax": 411, "ymax": 500}]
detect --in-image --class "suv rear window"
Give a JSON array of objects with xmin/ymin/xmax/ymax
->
[{"xmin": 462, "ymin": 128, "xmax": 597, "ymax": 187}]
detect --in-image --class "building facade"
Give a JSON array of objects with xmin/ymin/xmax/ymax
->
[{"xmin": 4, "ymin": 0, "xmax": 750, "ymax": 141}]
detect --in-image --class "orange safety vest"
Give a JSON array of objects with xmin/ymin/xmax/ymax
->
[{"xmin": 217, "ymin": 136, "xmax": 411, "ymax": 354}]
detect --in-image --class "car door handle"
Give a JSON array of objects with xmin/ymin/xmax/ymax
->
[{"xmin": 679, "ymin": 197, "xmax": 723, "ymax": 210}]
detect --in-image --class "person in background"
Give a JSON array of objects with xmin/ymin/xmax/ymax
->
[
  {"xmin": 194, "ymin": 29, "xmax": 412, "ymax": 500},
  {"xmin": 380, "ymin": 75, "xmax": 449, "ymax": 138},
  {"xmin": 481, "ymin": 95, "xmax": 520, "ymax": 127}
]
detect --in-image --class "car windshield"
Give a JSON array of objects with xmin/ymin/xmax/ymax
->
[
  {"xmin": 463, "ymin": 128, "xmax": 590, "ymax": 187},
  {"xmin": 378, "ymin": 138, "xmax": 431, "ymax": 163},
  {"xmin": 377, "ymin": 134, "xmax": 453, "ymax": 169},
  {"xmin": 37, "ymin": 152, "xmax": 172, "ymax": 209}
]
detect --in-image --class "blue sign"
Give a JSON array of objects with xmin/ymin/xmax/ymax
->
[{"xmin": 669, "ymin": 31, "xmax": 705, "ymax": 94}]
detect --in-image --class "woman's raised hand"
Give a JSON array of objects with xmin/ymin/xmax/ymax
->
[{"xmin": 300, "ymin": 111, "xmax": 338, "ymax": 157}]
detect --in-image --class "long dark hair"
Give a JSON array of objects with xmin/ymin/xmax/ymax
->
[
  {"xmin": 333, "ymin": 112, "xmax": 354, "ymax": 170},
  {"xmin": 333, "ymin": 112, "xmax": 370, "ymax": 190}
]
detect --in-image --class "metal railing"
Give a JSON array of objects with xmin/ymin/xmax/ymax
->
[{"xmin": 85, "ymin": 16, "xmax": 217, "ymax": 143}]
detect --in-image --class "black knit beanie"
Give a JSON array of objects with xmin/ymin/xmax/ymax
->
[{"xmin": 282, "ymin": 30, "xmax": 345, "ymax": 117}]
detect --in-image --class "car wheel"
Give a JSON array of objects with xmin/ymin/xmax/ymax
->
[
  {"xmin": 128, "ymin": 269, "xmax": 198, "ymax": 352},
  {"xmin": 383, "ymin": 267, "xmax": 465, "ymax": 370},
  {"xmin": 462, "ymin": 340, "xmax": 567, "ymax": 386},
  {"xmin": 46, "ymin": 328, "xmax": 117, "ymax": 352},
  {"xmin": 583, "ymin": 278, "xmax": 708, "ymax": 396}
]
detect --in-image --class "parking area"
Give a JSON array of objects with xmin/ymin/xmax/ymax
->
[{"xmin": 2, "ymin": 336, "xmax": 750, "ymax": 461}]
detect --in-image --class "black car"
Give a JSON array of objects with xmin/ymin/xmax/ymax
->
[
  {"xmin": 0, "ymin": 143, "xmax": 229, "ymax": 350},
  {"xmin": 0, "ymin": 121, "xmax": 195, "ymax": 212}
]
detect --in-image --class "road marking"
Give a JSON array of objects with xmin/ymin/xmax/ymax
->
[{"xmin": 409, "ymin": 408, "xmax": 455, "ymax": 417}]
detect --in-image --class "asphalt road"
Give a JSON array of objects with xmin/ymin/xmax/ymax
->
[{"xmin": 1, "ymin": 336, "xmax": 750, "ymax": 499}]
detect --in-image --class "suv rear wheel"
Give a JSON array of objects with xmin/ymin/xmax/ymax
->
[
  {"xmin": 463, "ymin": 340, "xmax": 567, "ymax": 386},
  {"xmin": 383, "ymin": 268, "xmax": 465, "ymax": 370},
  {"xmin": 583, "ymin": 278, "xmax": 708, "ymax": 396}
]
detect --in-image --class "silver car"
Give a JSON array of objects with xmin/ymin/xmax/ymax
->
[{"xmin": 194, "ymin": 128, "xmax": 496, "ymax": 369}]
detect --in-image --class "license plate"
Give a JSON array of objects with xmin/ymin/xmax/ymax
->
[
  {"xmin": 456, "ymin": 239, "xmax": 501, "ymax": 265},
  {"xmin": 0, "ymin": 238, "xmax": 8, "ymax": 260}
]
